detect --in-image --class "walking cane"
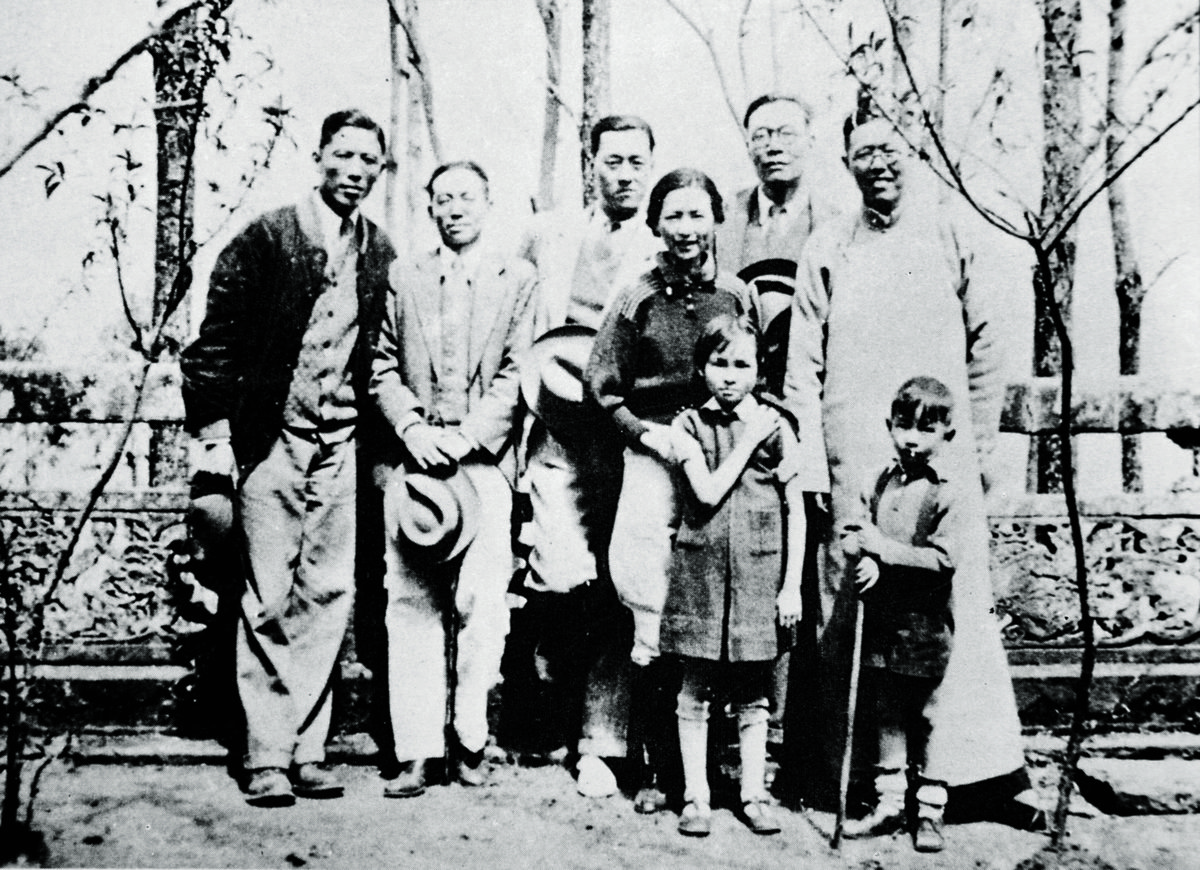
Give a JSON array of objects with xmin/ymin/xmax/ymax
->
[
  {"xmin": 832, "ymin": 597, "xmax": 865, "ymax": 849},
  {"xmin": 444, "ymin": 573, "xmax": 460, "ymax": 784}
]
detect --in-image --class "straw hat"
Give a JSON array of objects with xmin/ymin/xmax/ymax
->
[{"xmin": 387, "ymin": 466, "xmax": 480, "ymax": 563}]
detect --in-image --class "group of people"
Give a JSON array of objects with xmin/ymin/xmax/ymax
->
[{"xmin": 179, "ymin": 91, "xmax": 1041, "ymax": 852}]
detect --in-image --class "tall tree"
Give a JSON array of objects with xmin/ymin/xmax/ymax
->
[
  {"xmin": 1029, "ymin": 0, "xmax": 1083, "ymax": 494},
  {"xmin": 536, "ymin": 0, "xmax": 563, "ymax": 212},
  {"xmin": 149, "ymin": 0, "xmax": 234, "ymax": 353},
  {"xmin": 1107, "ymin": 0, "xmax": 1144, "ymax": 492},
  {"xmin": 581, "ymin": 0, "xmax": 610, "ymax": 206}
]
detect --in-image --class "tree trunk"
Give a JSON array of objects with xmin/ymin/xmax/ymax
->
[
  {"xmin": 386, "ymin": 8, "xmax": 406, "ymax": 245},
  {"xmin": 1029, "ymin": 0, "xmax": 1083, "ymax": 494},
  {"xmin": 1108, "ymin": 0, "xmax": 1144, "ymax": 491},
  {"xmin": 581, "ymin": 0, "xmax": 610, "ymax": 207},
  {"xmin": 536, "ymin": 0, "xmax": 562, "ymax": 213}
]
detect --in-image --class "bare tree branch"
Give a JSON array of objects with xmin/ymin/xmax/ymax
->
[
  {"xmin": 737, "ymin": 0, "xmax": 754, "ymax": 94},
  {"xmin": 662, "ymin": 0, "xmax": 744, "ymax": 132},
  {"xmin": 0, "ymin": 0, "xmax": 221, "ymax": 181},
  {"xmin": 386, "ymin": 0, "xmax": 442, "ymax": 163}
]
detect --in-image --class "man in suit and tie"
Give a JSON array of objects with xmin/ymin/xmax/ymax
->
[
  {"xmin": 180, "ymin": 109, "xmax": 395, "ymax": 807},
  {"xmin": 715, "ymin": 94, "xmax": 835, "ymax": 767},
  {"xmin": 512, "ymin": 116, "xmax": 662, "ymax": 798},
  {"xmin": 371, "ymin": 160, "xmax": 539, "ymax": 798}
]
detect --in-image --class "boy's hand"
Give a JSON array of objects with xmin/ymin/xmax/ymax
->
[
  {"xmin": 777, "ymin": 585, "xmax": 802, "ymax": 627},
  {"xmin": 742, "ymin": 404, "xmax": 779, "ymax": 446},
  {"xmin": 854, "ymin": 556, "xmax": 880, "ymax": 594},
  {"xmin": 639, "ymin": 423, "xmax": 676, "ymax": 462}
]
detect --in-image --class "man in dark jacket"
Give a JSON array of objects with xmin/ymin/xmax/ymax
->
[{"xmin": 180, "ymin": 109, "xmax": 395, "ymax": 807}]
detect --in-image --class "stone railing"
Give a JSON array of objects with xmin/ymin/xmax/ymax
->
[{"xmin": 2, "ymin": 363, "xmax": 1200, "ymax": 734}]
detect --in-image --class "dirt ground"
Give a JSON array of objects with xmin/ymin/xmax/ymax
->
[{"xmin": 14, "ymin": 760, "xmax": 1199, "ymax": 870}]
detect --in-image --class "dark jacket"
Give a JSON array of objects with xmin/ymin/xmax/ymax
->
[{"xmin": 180, "ymin": 202, "xmax": 396, "ymax": 472}]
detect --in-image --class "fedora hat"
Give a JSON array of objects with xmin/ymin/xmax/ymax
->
[
  {"xmin": 520, "ymin": 324, "xmax": 599, "ymax": 434},
  {"xmin": 388, "ymin": 465, "xmax": 480, "ymax": 563}
]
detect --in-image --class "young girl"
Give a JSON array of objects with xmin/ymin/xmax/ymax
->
[{"xmin": 661, "ymin": 314, "xmax": 805, "ymax": 837}]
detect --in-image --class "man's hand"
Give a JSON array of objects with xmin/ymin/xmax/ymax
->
[
  {"xmin": 639, "ymin": 423, "xmax": 676, "ymax": 462},
  {"xmin": 854, "ymin": 556, "xmax": 880, "ymax": 594},
  {"xmin": 777, "ymin": 584, "xmax": 803, "ymax": 627},
  {"xmin": 437, "ymin": 429, "xmax": 474, "ymax": 462},
  {"xmin": 403, "ymin": 423, "xmax": 454, "ymax": 469},
  {"xmin": 190, "ymin": 437, "xmax": 237, "ymax": 479},
  {"xmin": 841, "ymin": 523, "xmax": 863, "ymax": 559}
]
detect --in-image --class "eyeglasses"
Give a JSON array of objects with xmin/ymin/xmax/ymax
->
[
  {"xmin": 849, "ymin": 145, "xmax": 902, "ymax": 167},
  {"xmin": 749, "ymin": 126, "xmax": 801, "ymax": 149}
]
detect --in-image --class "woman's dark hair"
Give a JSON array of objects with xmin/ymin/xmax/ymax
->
[
  {"xmin": 693, "ymin": 313, "xmax": 760, "ymax": 372},
  {"xmin": 425, "ymin": 160, "xmax": 491, "ymax": 198},
  {"xmin": 319, "ymin": 109, "xmax": 386, "ymax": 153},
  {"xmin": 890, "ymin": 376, "xmax": 955, "ymax": 429},
  {"xmin": 646, "ymin": 168, "xmax": 725, "ymax": 231}
]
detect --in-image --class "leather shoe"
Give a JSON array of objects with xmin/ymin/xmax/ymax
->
[
  {"xmin": 245, "ymin": 768, "xmax": 295, "ymax": 808},
  {"xmin": 290, "ymin": 763, "xmax": 343, "ymax": 799},
  {"xmin": 742, "ymin": 801, "xmax": 781, "ymax": 835},
  {"xmin": 456, "ymin": 750, "xmax": 488, "ymax": 788},
  {"xmin": 842, "ymin": 804, "xmax": 905, "ymax": 839},
  {"xmin": 913, "ymin": 817, "xmax": 945, "ymax": 852},
  {"xmin": 677, "ymin": 801, "xmax": 711, "ymax": 837},
  {"xmin": 576, "ymin": 755, "xmax": 618, "ymax": 798},
  {"xmin": 634, "ymin": 786, "xmax": 667, "ymax": 815},
  {"xmin": 384, "ymin": 760, "xmax": 427, "ymax": 798}
]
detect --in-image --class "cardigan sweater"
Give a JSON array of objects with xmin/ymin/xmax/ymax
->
[{"xmin": 585, "ymin": 253, "xmax": 756, "ymax": 446}]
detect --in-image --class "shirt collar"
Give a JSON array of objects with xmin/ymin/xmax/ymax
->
[
  {"xmin": 861, "ymin": 201, "xmax": 903, "ymax": 231},
  {"xmin": 700, "ymin": 394, "xmax": 758, "ymax": 420},
  {"xmin": 310, "ymin": 190, "xmax": 365, "ymax": 255},
  {"xmin": 756, "ymin": 185, "xmax": 793, "ymax": 221},
  {"xmin": 593, "ymin": 203, "xmax": 643, "ymax": 234},
  {"xmin": 888, "ymin": 454, "xmax": 948, "ymax": 484},
  {"xmin": 438, "ymin": 241, "xmax": 485, "ymax": 282},
  {"xmin": 656, "ymin": 250, "xmax": 716, "ymax": 294}
]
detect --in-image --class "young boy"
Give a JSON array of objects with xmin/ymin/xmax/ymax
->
[{"xmin": 840, "ymin": 376, "xmax": 962, "ymax": 852}]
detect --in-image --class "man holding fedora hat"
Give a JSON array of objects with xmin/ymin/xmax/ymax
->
[
  {"xmin": 372, "ymin": 160, "xmax": 539, "ymax": 797},
  {"xmin": 180, "ymin": 109, "xmax": 395, "ymax": 807},
  {"xmin": 513, "ymin": 115, "xmax": 661, "ymax": 798}
]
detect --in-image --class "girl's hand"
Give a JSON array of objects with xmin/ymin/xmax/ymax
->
[
  {"xmin": 856, "ymin": 523, "xmax": 889, "ymax": 557},
  {"xmin": 777, "ymin": 585, "xmax": 802, "ymax": 627},
  {"xmin": 640, "ymin": 424, "xmax": 676, "ymax": 462},
  {"xmin": 671, "ymin": 430, "xmax": 705, "ymax": 466},
  {"xmin": 841, "ymin": 523, "xmax": 863, "ymax": 559},
  {"xmin": 854, "ymin": 556, "xmax": 880, "ymax": 594}
]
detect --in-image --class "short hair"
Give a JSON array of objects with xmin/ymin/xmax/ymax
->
[
  {"xmin": 646, "ymin": 168, "xmax": 725, "ymax": 230},
  {"xmin": 319, "ymin": 109, "xmax": 385, "ymax": 153},
  {"xmin": 743, "ymin": 93, "xmax": 812, "ymax": 130},
  {"xmin": 590, "ymin": 114, "xmax": 656, "ymax": 155},
  {"xmin": 890, "ymin": 376, "xmax": 955, "ymax": 430},
  {"xmin": 694, "ymin": 313, "xmax": 760, "ymax": 371},
  {"xmin": 842, "ymin": 88, "xmax": 895, "ymax": 151},
  {"xmin": 425, "ymin": 160, "xmax": 490, "ymax": 198}
]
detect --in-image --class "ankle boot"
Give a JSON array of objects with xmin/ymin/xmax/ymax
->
[{"xmin": 843, "ymin": 767, "xmax": 907, "ymax": 839}]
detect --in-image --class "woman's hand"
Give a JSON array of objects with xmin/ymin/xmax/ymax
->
[
  {"xmin": 742, "ymin": 404, "xmax": 779, "ymax": 446},
  {"xmin": 639, "ymin": 423, "xmax": 677, "ymax": 462}
]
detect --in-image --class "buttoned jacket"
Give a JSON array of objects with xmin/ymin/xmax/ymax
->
[
  {"xmin": 180, "ymin": 202, "xmax": 396, "ymax": 472},
  {"xmin": 371, "ymin": 244, "xmax": 540, "ymax": 480}
]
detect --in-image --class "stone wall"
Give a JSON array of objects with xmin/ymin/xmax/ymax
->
[{"xmin": 2, "ymin": 364, "xmax": 1199, "ymax": 736}]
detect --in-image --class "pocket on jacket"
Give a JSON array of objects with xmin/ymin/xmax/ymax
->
[{"xmin": 747, "ymin": 508, "xmax": 782, "ymax": 555}]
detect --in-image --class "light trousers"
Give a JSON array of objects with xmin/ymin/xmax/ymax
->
[
  {"xmin": 608, "ymin": 448, "xmax": 679, "ymax": 665},
  {"xmin": 384, "ymin": 461, "xmax": 513, "ymax": 761},
  {"xmin": 237, "ymin": 430, "xmax": 357, "ymax": 771}
]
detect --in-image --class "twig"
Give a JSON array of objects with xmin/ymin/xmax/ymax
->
[
  {"xmin": 0, "ymin": 0, "xmax": 224, "ymax": 181},
  {"xmin": 662, "ymin": 0, "xmax": 744, "ymax": 132}
]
